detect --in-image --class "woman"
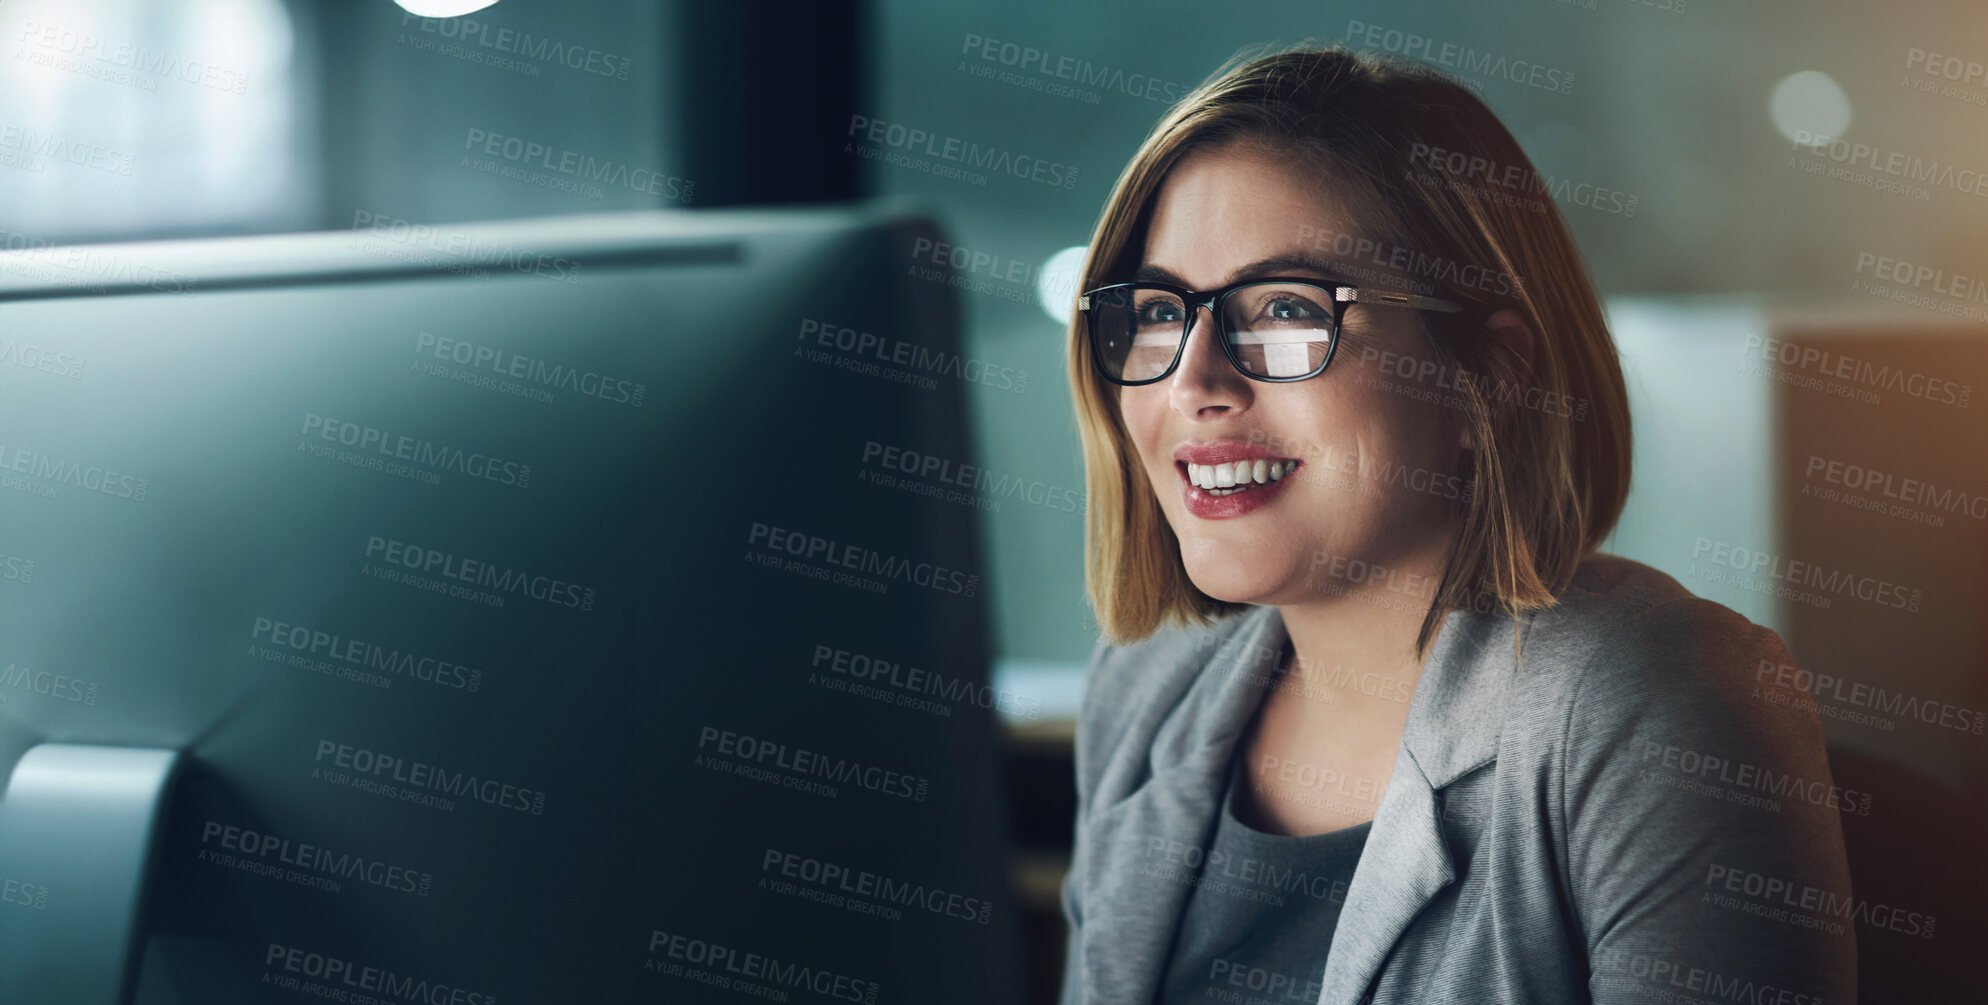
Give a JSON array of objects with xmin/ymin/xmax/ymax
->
[{"xmin": 1058, "ymin": 44, "xmax": 1856, "ymax": 1005}]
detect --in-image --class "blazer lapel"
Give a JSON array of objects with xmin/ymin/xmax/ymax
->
[
  {"xmin": 1077, "ymin": 605, "xmax": 1288, "ymax": 1005},
  {"xmin": 1318, "ymin": 605, "xmax": 1523, "ymax": 1005},
  {"xmin": 1316, "ymin": 745, "xmax": 1453, "ymax": 1005}
]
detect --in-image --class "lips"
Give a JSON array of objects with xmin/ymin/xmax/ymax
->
[
  {"xmin": 1170, "ymin": 439, "xmax": 1304, "ymax": 519},
  {"xmin": 1172, "ymin": 439, "xmax": 1301, "ymax": 466}
]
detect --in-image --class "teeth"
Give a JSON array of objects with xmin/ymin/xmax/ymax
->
[{"xmin": 1184, "ymin": 459, "xmax": 1298, "ymax": 492}]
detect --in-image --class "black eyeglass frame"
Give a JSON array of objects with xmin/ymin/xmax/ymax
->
[{"xmin": 1076, "ymin": 277, "xmax": 1464, "ymax": 386}]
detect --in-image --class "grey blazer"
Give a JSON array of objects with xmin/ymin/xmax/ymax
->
[{"xmin": 1058, "ymin": 553, "xmax": 1858, "ymax": 1005}]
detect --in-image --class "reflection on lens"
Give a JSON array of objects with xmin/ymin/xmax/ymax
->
[
  {"xmin": 1225, "ymin": 282, "xmax": 1335, "ymax": 378},
  {"xmin": 1092, "ymin": 286, "xmax": 1185, "ymax": 382}
]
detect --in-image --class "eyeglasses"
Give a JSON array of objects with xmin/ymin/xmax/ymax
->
[{"xmin": 1077, "ymin": 277, "xmax": 1462, "ymax": 385}]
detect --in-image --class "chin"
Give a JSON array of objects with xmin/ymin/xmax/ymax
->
[{"xmin": 1179, "ymin": 557, "xmax": 1287, "ymax": 607}]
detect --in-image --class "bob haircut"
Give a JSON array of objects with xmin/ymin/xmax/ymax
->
[{"xmin": 1067, "ymin": 42, "xmax": 1633, "ymax": 656}]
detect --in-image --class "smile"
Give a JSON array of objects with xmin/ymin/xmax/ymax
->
[
  {"xmin": 1173, "ymin": 457, "xmax": 1303, "ymax": 519},
  {"xmin": 1180, "ymin": 458, "xmax": 1300, "ymax": 495}
]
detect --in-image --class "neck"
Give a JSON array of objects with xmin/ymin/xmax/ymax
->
[{"xmin": 1275, "ymin": 536, "xmax": 1453, "ymax": 724}]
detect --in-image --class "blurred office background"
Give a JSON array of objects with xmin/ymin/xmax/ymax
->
[{"xmin": 4, "ymin": 0, "xmax": 1987, "ymax": 1000}]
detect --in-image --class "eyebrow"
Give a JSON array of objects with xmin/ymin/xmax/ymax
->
[{"xmin": 1134, "ymin": 251, "xmax": 1360, "ymax": 288}]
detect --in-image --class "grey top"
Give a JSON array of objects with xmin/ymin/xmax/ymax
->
[
  {"xmin": 1156, "ymin": 747, "xmax": 1371, "ymax": 1005},
  {"xmin": 1057, "ymin": 553, "xmax": 1857, "ymax": 1005}
]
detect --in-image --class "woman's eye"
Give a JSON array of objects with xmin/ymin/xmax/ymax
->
[{"xmin": 1262, "ymin": 298, "xmax": 1319, "ymax": 321}]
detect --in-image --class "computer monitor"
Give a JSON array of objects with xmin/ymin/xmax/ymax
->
[{"xmin": 0, "ymin": 202, "xmax": 1025, "ymax": 1004}]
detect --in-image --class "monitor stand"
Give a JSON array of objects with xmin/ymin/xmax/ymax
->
[{"xmin": 0, "ymin": 744, "xmax": 182, "ymax": 1005}]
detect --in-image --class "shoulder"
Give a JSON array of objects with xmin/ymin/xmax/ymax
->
[
  {"xmin": 1484, "ymin": 550, "xmax": 1834, "ymax": 820},
  {"xmin": 1505, "ymin": 560, "xmax": 1855, "ymax": 989},
  {"xmin": 1500, "ymin": 551, "xmax": 1837, "ymax": 826},
  {"xmin": 1511, "ymin": 550, "xmax": 1796, "ymax": 728},
  {"xmin": 1074, "ymin": 607, "xmax": 1264, "ymax": 800},
  {"xmin": 1080, "ymin": 613, "xmax": 1240, "ymax": 717}
]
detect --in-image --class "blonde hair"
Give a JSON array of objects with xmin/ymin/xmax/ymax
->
[{"xmin": 1067, "ymin": 42, "xmax": 1632, "ymax": 655}]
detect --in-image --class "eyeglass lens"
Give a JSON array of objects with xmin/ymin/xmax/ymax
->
[{"xmin": 1091, "ymin": 281, "xmax": 1337, "ymax": 382}]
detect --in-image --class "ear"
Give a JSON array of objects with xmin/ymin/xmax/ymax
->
[{"xmin": 1457, "ymin": 308, "xmax": 1538, "ymax": 450}]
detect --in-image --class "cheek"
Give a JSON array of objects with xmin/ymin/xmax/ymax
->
[
  {"xmin": 1298, "ymin": 386, "xmax": 1431, "ymax": 487},
  {"xmin": 1335, "ymin": 342, "xmax": 1444, "ymax": 431},
  {"xmin": 1118, "ymin": 389, "xmax": 1164, "ymax": 455}
]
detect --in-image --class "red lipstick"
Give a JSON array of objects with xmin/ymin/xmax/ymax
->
[{"xmin": 1172, "ymin": 440, "xmax": 1303, "ymax": 520}]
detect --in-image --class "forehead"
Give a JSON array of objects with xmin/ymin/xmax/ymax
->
[{"xmin": 1140, "ymin": 142, "xmax": 1400, "ymax": 289}]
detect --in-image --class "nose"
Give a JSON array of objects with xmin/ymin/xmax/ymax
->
[{"xmin": 1167, "ymin": 303, "xmax": 1251, "ymax": 417}]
